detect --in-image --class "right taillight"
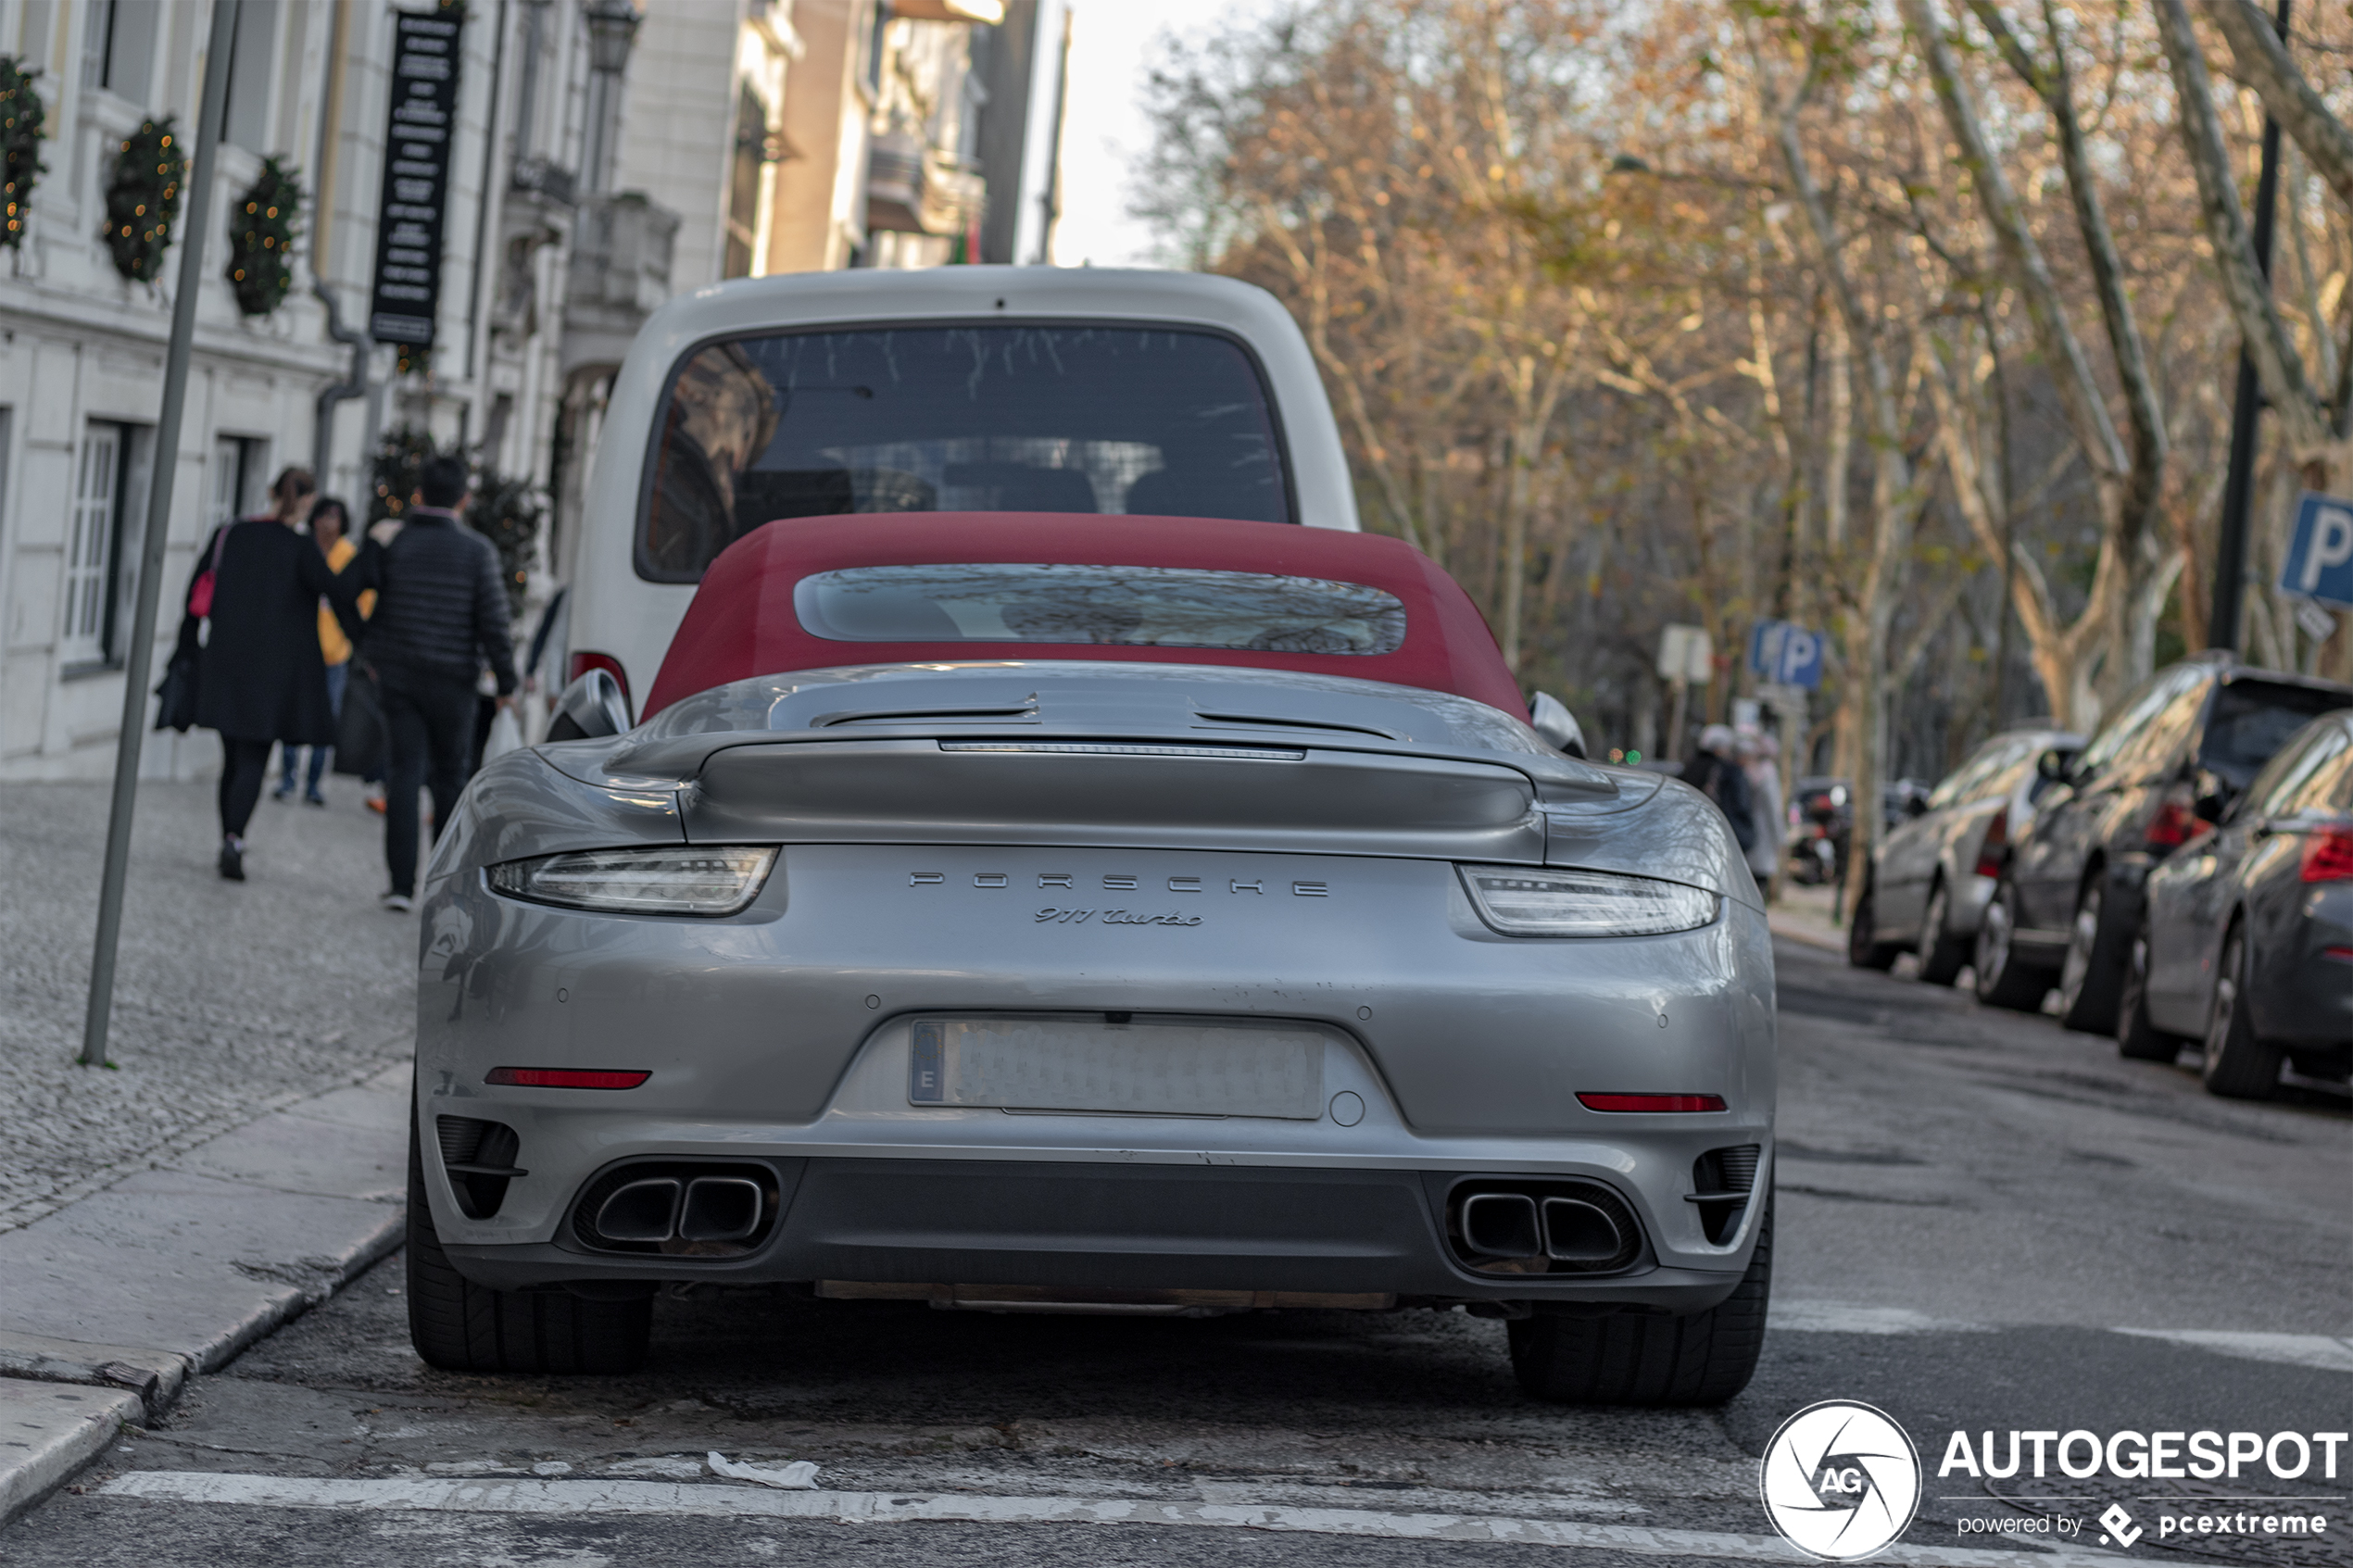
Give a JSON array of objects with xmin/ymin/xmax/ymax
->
[
  {"xmin": 1973, "ymin": 807, "xmax": 2008, "ymax": 879},
  {"xmin": 2303, "ymin": 827, "xmax": 2353, "ymax": 883}
]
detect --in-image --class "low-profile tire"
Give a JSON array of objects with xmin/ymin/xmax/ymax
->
[
  {"xmin": 2057, "ymin": 879, "xmax": 2129, "ymax": 1035},
  {"xmin": 1916, "ymin": 878, "xmax": 1968, "ymax": 987},
  {"xmin": 2115, "ymin": 920, "xmax": 2183, "ymax": 1061},
  {"xmin": 407, "ymin": 1108, "xmax": 651, "ymax": 1374},
  {"xmin": 1972, "ymin": 881, "xmax": 2053, "ymax": 1010},
  {"xmin": 1507, "ymin": 1197, "xmax": 1770, "ymax": 1406},
  {"xmin": 2200, "ymin": 924, "xmax": 2283, "ymax": 1100},
  {"xmin": 1845, "ymin": 881, "xmax": 1900, "ymax": 972}
]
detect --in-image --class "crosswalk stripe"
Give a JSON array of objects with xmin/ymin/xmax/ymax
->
[{"xmin": 94, "ymin": 1471, "xmax": 2129, "ymax": 1565}]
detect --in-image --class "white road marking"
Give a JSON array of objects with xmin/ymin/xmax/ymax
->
[
  {"xmin": 1768, "ymin": 1300, "xmax": 1988, "ymax": 1335},
  {"xmin": 2111, "ymin": 1329, "xmax": 2353, "ymax": 1374},
  {"xmin": 94, "ymin": 1471, "xmax": 2124, "ymax": 1564}
]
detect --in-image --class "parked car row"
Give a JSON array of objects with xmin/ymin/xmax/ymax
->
[{"xmin": 1850, "ymin": 653, "xmax": 2353, "ymax": 1100}]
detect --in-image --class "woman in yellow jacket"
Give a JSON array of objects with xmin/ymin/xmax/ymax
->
[{"xmin": 274, "ymin": 497, "xmax": 370, "ymax": 805}]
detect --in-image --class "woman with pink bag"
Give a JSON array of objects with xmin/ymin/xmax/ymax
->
[{"xmin": 169, "ymin": 468, "xmax": 365, "ymax": 881}]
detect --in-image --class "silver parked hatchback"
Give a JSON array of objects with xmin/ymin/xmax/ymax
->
[{"xmin": 407, "ymin": 515, "xmax": 1775, "ymax": 1405}]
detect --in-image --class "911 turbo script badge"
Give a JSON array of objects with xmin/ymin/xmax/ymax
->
[{"xmin": 1035, "ymin": 908, "xmax": 1202, "ymax": 926}]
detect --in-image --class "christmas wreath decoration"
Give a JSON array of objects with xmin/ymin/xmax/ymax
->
[
  {"xmin": 369, "ymin": 426, "xmax": 440, "ymax": 523},
  {"xmin": 102, "ymin": 118, "xmax": 182, "ymax": 282},
  {"xmin": 0, "ymin": 57, "xmax": 45, "ymax": 251},
  {"xmin": 226, "ymin": 158, "xmax": 300, "ymax": 316}
]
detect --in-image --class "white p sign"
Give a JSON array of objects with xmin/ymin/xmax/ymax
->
[
  {"xmin": 2299, "ymin": 507, "xmax": 2353, "ymax": 593},
  {"xmin": 2284, "ymin": 493, "xmax": 2353, "ymax": 609}
]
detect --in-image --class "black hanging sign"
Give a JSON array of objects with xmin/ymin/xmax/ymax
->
[{"xmin": 368, "ymin": 9, "xmax": 464, "ymax": 345}]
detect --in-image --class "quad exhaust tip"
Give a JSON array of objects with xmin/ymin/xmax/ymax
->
[
  {"xmin": 1457, "ymin": 1190, "xmax": 1626, "ymax": 1264},
  {"xmin": 592, "ymin": 1174, "xmax": 766, "ymax": 1245}
]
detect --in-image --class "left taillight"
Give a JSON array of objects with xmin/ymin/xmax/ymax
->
[
  {"xmin": 489, "ymin": 846, "xmax": 778, "ymax": 915},
  {"xmin": 2303, "ymin": 826, "xmax": 2353, "ymax": 883}
]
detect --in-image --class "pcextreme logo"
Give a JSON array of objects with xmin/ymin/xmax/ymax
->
[{"xmin": 1760, "ymin": 1400, "xmax": 1923, "ymax": 1562}]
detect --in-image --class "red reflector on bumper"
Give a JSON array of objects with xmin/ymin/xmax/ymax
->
[
  {"xmin": 485, "ymin": 1068, "xmax": 649, "ymax": 1089},
  {"xmin": 1577, "ymin": 1093, "xmax": 1728, "ymax": 1112}
]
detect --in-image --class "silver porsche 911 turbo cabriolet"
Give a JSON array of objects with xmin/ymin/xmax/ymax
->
[{"xmin": 407, "ymin": 512, "xmax": 1774, "ymax": 1405}]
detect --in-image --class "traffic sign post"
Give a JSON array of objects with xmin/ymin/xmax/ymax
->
[{"xmin": 1658, "ymin": 624, "xmax": 1712, "ymax": 763}]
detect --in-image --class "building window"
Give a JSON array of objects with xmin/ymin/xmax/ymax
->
[
  {"xmin": 724, "ymin": 85, "xmax": 768, "ymax": 280},
  {"xmin": 212, "ymin": 435, "xmax": 265, "ymax": 525},
  {"xmin": 221, "ymin": 0, "xmax": 280, "ymax": 153},
  {"xmin": 862, "ymin": 2, "xmax": 888, "ymax": 96},
  {"xmin": 64, "ymin": 423, "xmax": 132, "ymax": 666},
  {"xmin": 81, "ymin": 0, "xmax": 159, "ymax": 102}
]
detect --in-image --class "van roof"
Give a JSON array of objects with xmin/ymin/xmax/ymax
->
[{"xmin": 641, "ymin": 266, "xmax": 1309, "ymax": 354}]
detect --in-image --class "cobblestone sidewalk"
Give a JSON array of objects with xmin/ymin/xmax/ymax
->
[{"xmin": 0, "ymin": 778, "xmax": 416, "ymax": 1234}]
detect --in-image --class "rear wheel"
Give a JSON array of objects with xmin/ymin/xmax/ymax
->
[
  {"xmin": 1972, "ymin": 881, "xmax": 2053, "ymax": 1010},
  {"xmin": 1507, "ymin": 1197, "xmax": 1770, "ymax": 1406},
  {"xmin": 1846, "ymin": 881, "xmax": 1900, "ymax": 971},
  {"xmin": 1916, "ymin": 878, "xmax": 1967, "ymax": 987},
  {"xmin": 2200, "ymin": 925, "xmax": 2283, "ymax": 1100},
  {"xmin": 407, "ymin": 1108, "xmax": 651, "ymax": 1374},
  {"xmin": 2115, "ymin": 919, "xmax": 2183, "ymax": 1061},
  {"xmin": 2057, "ymin": 880, "xmax": 2129, "ymax": 1035}
]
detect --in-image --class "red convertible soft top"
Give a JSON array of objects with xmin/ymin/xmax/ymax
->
[{"xmin": 643, "ymin": 513, "xmax": 1527, "ymax": 719}]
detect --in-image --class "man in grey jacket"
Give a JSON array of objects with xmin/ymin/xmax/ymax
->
[{"xmin": 347, "ymin": 455, "xmax": 517, "ymax": 911}]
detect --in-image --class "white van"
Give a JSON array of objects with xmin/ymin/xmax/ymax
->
[{"xmin": 560, "ymin": 267, "xmax": 1361, "ymax": 718}]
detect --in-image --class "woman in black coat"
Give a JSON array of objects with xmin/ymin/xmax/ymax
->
[{"xmin": 175, "ymin": 469, "xmax": 360, "ymax": 880}]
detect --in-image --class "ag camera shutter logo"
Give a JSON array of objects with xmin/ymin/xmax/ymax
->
[{"xmin": 1760, "ymin": 1400, "xmax": 1923, "ymax": 1561}]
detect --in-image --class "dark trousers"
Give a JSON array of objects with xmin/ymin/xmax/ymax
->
[
  {"xmin": 279, "ymin": 661, "xmax": 348, "ymax": 796},
  {"xmin": 381, "ymin": 668, "xmax": 477, "ymax": 897},
  {"xmin": 218, "ymin": 736, "xmax": 274, "ymax": 839}
]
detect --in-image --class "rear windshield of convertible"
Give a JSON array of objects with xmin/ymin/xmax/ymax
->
[
  {"xmin": 636, "ymin": 325, "xmax": 1293, "ymax": 582},
  {"xmin": 794, "ymin": 564, "xmax": 1407, "ymax": 654}
]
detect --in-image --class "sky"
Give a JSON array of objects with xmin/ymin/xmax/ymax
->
[{"xmin": 1051, "ymin": 0, "xmax": 1279, "ymax": 269}]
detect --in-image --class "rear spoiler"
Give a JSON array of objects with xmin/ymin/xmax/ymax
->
[{"xmin": 572, "ymin": 728, "xmax": 1615, "ymax": 862}]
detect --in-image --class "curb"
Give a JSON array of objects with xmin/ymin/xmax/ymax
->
[
  {"xmin": 0, "ymin": 1380, "xmax": 145, "ymax": 1524},
  {"xmin": 0, "ymin": 1060, "xmax": 409, "ymax": 1523},
  {"xmin": 1766, "ymin": 912, "xmax": 1844, "ymax": 953}
]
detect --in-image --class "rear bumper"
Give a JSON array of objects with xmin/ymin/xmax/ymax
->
[
  {"xmin": 2259, "ymin": 888, "xmax": 2353, "ymax": 1064},
  {"xmin": 443, "ymin": 1156, "xmax": 1756, "ymax": 1311}
]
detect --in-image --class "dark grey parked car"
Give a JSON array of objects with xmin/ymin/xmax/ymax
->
[
  {"xmin": 1849, "ymin": 728, "xmax": 2081, "ymax": 984},
  {"xmin": 1973, "ymin": 655, "xmax": 2353, "ymax": 1026},
  {"xmin": 2120, "ymin": 709, "xmax": 2353, "ymax": 1098}
]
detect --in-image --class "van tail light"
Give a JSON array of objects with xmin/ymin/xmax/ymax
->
[
  {"xmin": 2146, "ymin": 784, "xmax": 2197, "ymax": 850},
  {"xmin": 568, "ymin": 650, "xmax": 632, "ymax": 716},
  {"xmin": 1973, "ymin": 807, "xmax": 2008, "ymax": 879},
  {"xmin": 2303, "ymin": 826, "xmax": 2353, "ymax": 883}
]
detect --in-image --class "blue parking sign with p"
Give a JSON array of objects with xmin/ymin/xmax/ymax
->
[
  {"xmin": 1749, "ymin": 619, "xmax": 1824, "ymax": 689},
  {"xmin": 2284, "ymin": 493, "xmax": 2353, "ymax": 610}
]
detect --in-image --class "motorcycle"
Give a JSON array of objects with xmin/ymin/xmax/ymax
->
[{"xmin": 1786, "ymin": 776, "xmax": 1852, "ymax": 886}]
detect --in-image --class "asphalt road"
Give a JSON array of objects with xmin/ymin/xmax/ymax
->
[{"xmin": 6, "ymin": 938, "xmax": 2347, "ymax": 1568}]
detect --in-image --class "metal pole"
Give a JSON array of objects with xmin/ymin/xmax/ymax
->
[
  {"xmin": 2210, "ymin": 0, "xmax": 2292, "ymax": 655},
  {"xmin": 79, "ymin": 0, "xmax": 241, "ymax": 1069}
]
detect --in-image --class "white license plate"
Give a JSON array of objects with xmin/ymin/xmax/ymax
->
[{"xmin": 907, "ymin": 1015, "xmax": 1328, "ymax": 1119}]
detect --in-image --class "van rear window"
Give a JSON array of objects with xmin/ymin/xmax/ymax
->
[{"xmin": 636, "ymin": 326, "xmax": 1292, "ymax": 582}]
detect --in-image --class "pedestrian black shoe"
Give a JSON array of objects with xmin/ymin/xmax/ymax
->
[
  {"xmin": 271, "ymin": 783, "xmax": 295, "ymax": 803},
  {"xmin": 304, "ymin": 789, "xmax": 327, "ymax": 808},
  {"xmin": 218, "ymin": 839, "xmax": 245, "ymax": 881},
  {"xmin": 380, "ymin": 891, "xmax": 413, "ymax": 912}
]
